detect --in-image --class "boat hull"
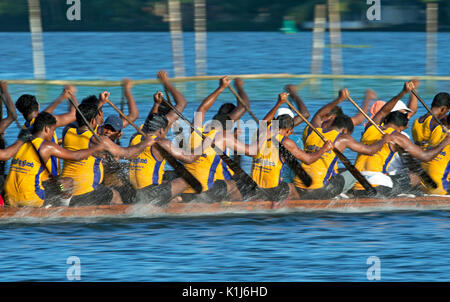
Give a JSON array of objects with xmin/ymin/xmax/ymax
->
[{"xmin": 1, "ymin": 196, "xmax": 450, "ymax": 219}]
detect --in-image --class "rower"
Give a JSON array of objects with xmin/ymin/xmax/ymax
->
[
  {"xmin": 128, "ymin": 113, "xmax": 212, "ymax": 205},
  {"xmin": 180, "ymin": 76, "xmax": 247, "ymax": 202},
  {"xmin": 351, "ymin": 110, "xmax": 450, "ymax": 197},
  {"xmin": 3, "ymin": 112, "xmax": 111, "ymax": 207},
  {"xmin": 242, "ymin": 93, "xmax": 332, "ymax": 202},
  {"xmin": 412, "ymin": 92, "xmax": 450, "ymax": 150},
  {"xmin": 61, "ymin": 102, "xmax": 155, "ymax": 206},
  {"xmin": 423, "ymin": 113, "xmax": 450, "ymax": 195},
  {"xmin": 293, "ymin": 113, "xmax": 390, "ymax": 200},
  {"xmin": 15, "ymin": 85, "xmax": 79, "ymax": 176}
]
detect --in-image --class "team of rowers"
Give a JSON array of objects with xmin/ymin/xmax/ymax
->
[{"xmin": 0, "ymin": 71, "xmax": 450, "ymax": 208}]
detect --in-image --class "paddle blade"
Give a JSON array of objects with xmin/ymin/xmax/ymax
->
[{"xmin": 399, "ymin": 152, "xmax": 438, "ymax": 189}]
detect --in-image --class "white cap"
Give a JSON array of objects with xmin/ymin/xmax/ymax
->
[
  {"xmin": 275, "ymin": 107, "xmax": 294, "ymax": 118},
  {"xmin": 391, "ymin": 100, "xmax": 412, "ymax": 113}
]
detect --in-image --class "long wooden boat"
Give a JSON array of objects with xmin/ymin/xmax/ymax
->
[{"xmin": 1, "ymin": 195, "xmax": 450, "ymax": 220}]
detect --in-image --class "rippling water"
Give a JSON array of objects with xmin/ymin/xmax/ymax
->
[{"xmin": 1, "ymin": 32, "xmax": 450, "ymax": 281}]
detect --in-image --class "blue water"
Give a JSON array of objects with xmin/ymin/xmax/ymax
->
[{"xmin": 1, "ymin": 32, "xmax": 450, "ymax": 281}]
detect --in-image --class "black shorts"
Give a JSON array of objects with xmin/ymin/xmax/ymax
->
[
  {"xmin": 69, "ymin": 184, "xmax": 114, "ymax": 207},
  {"xmin": 135, "ymin": 182, "xmax": 172, "ymax": 206},
  {"xmin": 180, "ymin": 180, "xmax": 228, "ymax": 203},
  {"xmin": 235, "ymin": 180, "xmax": 290, "ymax": 202},
  {"xmin": 295, "ymin": 174, "xmax": 345, "ymax": 200}
]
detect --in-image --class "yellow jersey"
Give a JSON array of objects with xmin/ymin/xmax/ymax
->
[
  {"xmin": 23, "ymin": 118, "xmax": 60, "ymax": 176},
  {"xmin": 4, "ymin": 137, "xmax": 50, "ymax": 207},
  {"xmin": 294, "ymin": 127, "xmax": 340, "ymax": 189},
  {"xmin": 184, "ymin": 127, "xmax": 232, "ymax": 193},
  {"xmin": 412, "ymin": 114, "xmax": 447, "ymax": 150},
  {"xmin": 250, "ymin": 126, "xmax": 286, "ymax": 189},
  {"xmin": 128, "ymin": 134, "xmax": 166, "ymax": 189},
  {"xmin": 353, "ymin": 125, "xmax": 397, "ymax": 190},
  {"xmin": 61, "ymin": 127, "xmax": 104, "ymax": 196},
  {"xmin": 423, "ymin": 145, "xmax": 450, "ymax": 195}
]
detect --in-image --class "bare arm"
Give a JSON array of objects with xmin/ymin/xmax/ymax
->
[
  {"xmin": 157, "ymin": 70, "xmax": 187, "ymax": 129},
  {"xmin": 40, "ymin": 139, "xmax": 105, "ymax": 164},
  {"xmin": 193, "ymin": 76, "xmax": 230, "ymax": 125},
  {"xmin": 222, "ymin": 128, "xmax": 267, "ymax": 157},
  {"xmin": 156, "ymin": 136, "xmax": 212, "ymax": 164},
  {"xmin": 120, "ymin": 78, "xmax": 139, "ymax": 129},
  {"xmin": 393, "ymin": 132, "xmax": 450, "ymax": 162},
  {"xmin": 351, "ymin": 89, "xmax": 377, "ymax": 126},
  {"xmin": 406, "ymin": 79, "xmax": 420, "ymax": 119},
  {"xmin": 104, "ymin": 135, "xmax": 155, "ymax": 159},
  {"xmin": 44, "ymin": 85, "xmax": 78, "ymax": 128},
  {"xmin": 372, "ymin": 81, "xmax": 413, "ymax": 125},
  {"xmin": 311, "ymin": 89, "xmax": 348, "ymax": 127},
  {"xmin": 285, "ymin": 84, "xmax": 310, "ymax": 127},
  {"xmin": 0, "ymin": 140, "xmax": 24, "ymax": 161},
  {"xmin": 282, "ymin": 137, "xmax": 332, "ymax": 165},
  {"xmin": 0, "ymin": 81, "xmax": 18, "ymax": 133},
  {"xmin": 228, "ymin": 78, "xmax": 248, "ymax": 122},
  {"xmin": 335, "ymin": 133, "xmax": 388, "ymax": 155},
  {"xmin": 263, "ymin": 93, "xmax": 288, "ymax": 122}
]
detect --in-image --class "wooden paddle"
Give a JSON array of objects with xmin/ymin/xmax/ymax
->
[
  {"xmin": 104, "ymin": 99, "xmax": 203, "ymax": 193},
  {"xmin": 346, "ymin": 95, "xmax": 437, "ymax": 189},
  {"xmin": 160, "ymin": 98, "xmax": 273, "ymax": 200},
  {"xmin": 411, "ymin": 89, "xmax": 449, "ymax": 132},
  {"xmin": 284, "ymin": 98, "xmax": 377, "ymax": 195},
  {"xmin": 228, "ymin": 85, "xmax": 313, "ymax": 187}
]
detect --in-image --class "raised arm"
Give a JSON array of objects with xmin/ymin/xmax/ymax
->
[
  {"xmin": 285, "ymin": 84, "xmax": 310, "ymax": 127},
  {"xmin": 0, "ymin": 81, "xmax": 19, "ymax": 133},
  {"xmin": 263, "ymin": 93, "xmax": 288, "ymax": 122},
  {"xmin": 282, "ymin": 137, "xmax": 333, "ymax": 165},
  {"xmin": 351, "ymin": 89, "xmax": 377, "ymax": 126},
  {"xmin": 157, "ymin": 70, "xmax": 187, "ymax": 129},
  {"xmin": 44, "ymin": 85, "xmax": 78, "ymax": 128},
  {"xmin": 406, "ymin": 79, "xmax": 420, "ymax": 119},
  {"xmin": 120, "ymin": 78, "xmax": 139, "ymax": 129},
  {"xmin": 372, "ymin": 81, "xmax": 414, "ymax": 125},
  {"xmin": 228, "ymin": 78, "xmax": 248, "ymax": 122},
  {"xmin": 310, "ymin": 88, "xmax": 348, "ymax": 128},
  {"xmin": 193, "ymin": 76, "xmax": 231, "ymax": 125}
]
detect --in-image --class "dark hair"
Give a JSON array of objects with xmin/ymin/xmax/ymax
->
[
  {"xmin": 81, "ymin": 95, "xmax": 100, "ymax": 108},
  {"xmin": 431, "ymin": 92, "xmax": 450, "ymax": 109},
  {"xmin": 31, "ymin": 112, "xmax": 56, "ymax": 134},
  {"xmin": 76, "ymin": 103, "xmax": 98, "ymax": 127},
  {"xmin": 383, "ymin": 111, "xmax": 409, "ymax": 128},
  {"xmin": 157, "ymin": 102, "xmax": 172, "ymax": 116},
  {"xmin": 16, "ymin": 94, "xmax": 39, "ymax": 119},
  {"xmin": 217, "ymin": 103, "xmax": 236, "ymax": 115},
  {"xmin": 142, "ymin": 113, "xmax": 168, "ymax": 133},
  {"xmin": 276, "ymin": 114, "xmax": 294, "ymax": 130},
  {"xmin": 331, "ymin": 114, "xmax": 354, "ymax": 134},
  {"xmin": 326, "ymin": 106, "xmax": 343, "ymax": 117},
  {"xmin": 211, "ymin": 113, "xmax": 230, "ymax": 130}
]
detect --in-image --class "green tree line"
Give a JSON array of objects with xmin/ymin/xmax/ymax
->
[{"xmin": 0, "ymin": 0, "xmax": 448, "ymax": 31}]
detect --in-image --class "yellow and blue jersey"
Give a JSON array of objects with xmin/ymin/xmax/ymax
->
[
  {"xmin": 4, "ymin": 137, "xmax": 50, "ymax": 207},
  {"xmin": 128, "ymin": 134, "xmax": 166, "ymax": 189},
  {"xmin": 294, "ymin": 127, "xmax": 340, "ymax": 189},
  {"xmin": 61, "ymin": 127, "xmax": 104, "ymax": 196}
]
